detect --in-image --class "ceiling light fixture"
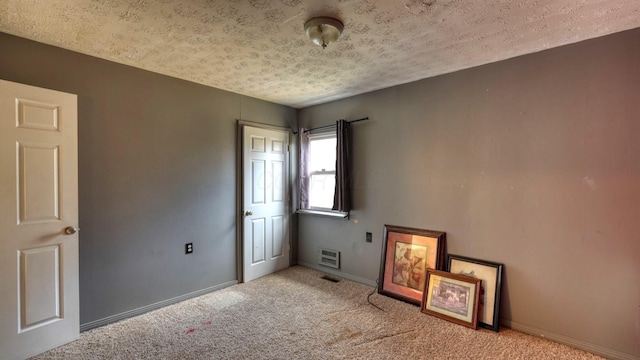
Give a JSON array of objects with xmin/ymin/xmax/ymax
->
[{"xmin": 304, "ymin": 17, "xmax": 344, "ymax": 49}]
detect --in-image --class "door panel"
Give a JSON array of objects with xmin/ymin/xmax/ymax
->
[
  {"xmin": 16, "ymin": 98, "xmax": 60, "ymax": 131},
  {"xmin": 272, "ymin": 160, "xmax": 284, "ymax": 202},
  {"xmin": 271, "ymin": 216, "xmax": 284, "ymax": 258},
  {"xmin": 19, "ymin": 245, "xmax": 61, "ymax": 330},
  {"xmin": 18, "ymin": 143, "xmax": 61, "ymax": 223},
  {"xmin": 242, "ymin": 126, "xmax": 289, "ymax": 282},
  {"xmin": 0, "ymin": 79, "xmax": 79, "ymax": 360},
  {"xmin": 251, "ymin": 218, "xmax": 266, "ymax": 264},
  {"xmin": 252, "ymin": 160, "xmax": 266, "ymax": 204}
]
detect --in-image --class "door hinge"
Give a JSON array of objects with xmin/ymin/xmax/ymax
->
[{"xmin": 287, "ymin": 144, "xmax": 290, "ymax": 152}]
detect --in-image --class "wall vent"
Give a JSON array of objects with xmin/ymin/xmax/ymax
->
[
  {"xmin": 318, "ymin": 248, "xmax": 340, "ymax": 269},
  {"xmin": 320, "ymin": 275, "xmax": 340, "ymax": 283}
]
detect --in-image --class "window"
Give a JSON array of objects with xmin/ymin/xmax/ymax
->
[
  {"xmin": 307, "ymin": 132, "xmax": 336, "ymax": 209},
  {"xmin": 298, "ymin": 119, "xmax": 351, "ymax": 217}
]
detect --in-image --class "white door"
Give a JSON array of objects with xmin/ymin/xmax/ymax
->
[
  {"xmin": 0, "ymin": 79, "xmax": 79, "ymax": 360},
  {"xmin": 242, "ymin": 126, "xmax": 290, "ymax": 282}
]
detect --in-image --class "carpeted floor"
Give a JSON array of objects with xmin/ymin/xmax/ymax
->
[{"xmin": 31, "ymin": 266, "xmax": 603, "ymax": 360}]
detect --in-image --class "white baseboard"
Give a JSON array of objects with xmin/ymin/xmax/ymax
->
[
  {"xmin": 298, "ymin": 261, "xmax": 377, "ymax": 287},
  {"xmin": 80, "ymin": 280, "xmax": 238, "ymax": 332},
  {"xmin": 503, "ymin": 319, "xmax": 639, "ymax": 360}
]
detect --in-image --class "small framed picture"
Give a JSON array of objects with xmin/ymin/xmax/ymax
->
[
  {"xmin": 378, "ymin": 225, "xmax": 446, "ymax": 305},
  {"xmin": 447, "ymin": 254, "xmax": 504, "ymax": 331},
  {"xmin": 421, "ymin": 269, "xmax": 481, "ymax": 329}
]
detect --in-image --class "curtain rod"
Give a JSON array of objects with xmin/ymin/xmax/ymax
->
[{"xmin": 296, "ymin": 117, "xmax": 369, "ymax": 134}]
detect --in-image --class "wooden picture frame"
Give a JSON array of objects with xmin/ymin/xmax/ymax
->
[
  {"xmin": 421, "ymin": 269, "xmax": 481, "ymax": 329},
  {"xmin": 378, "ymin": 225, "xmax": 446, "ymax": 305},
  {"xmin": 447, "ymin": 254, "xmax": 504, "ymax": 331}
]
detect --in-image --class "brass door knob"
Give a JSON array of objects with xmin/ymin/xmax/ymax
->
[{"xmin": 64, "ymin": 226, "xmax": 79, "ymax": 235}]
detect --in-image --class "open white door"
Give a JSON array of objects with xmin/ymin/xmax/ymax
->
[
  {"xmin": 0, "ymin": 79, "xmax": 79, "ymax": 359},
  {"xmin": 242, "ymin": 125, "xmax": 290, "ymax": 282}
]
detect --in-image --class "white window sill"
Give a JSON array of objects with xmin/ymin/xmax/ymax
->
[{"xmin": 296, "ymin": 209, "xmax": 349, "ymax": 219}]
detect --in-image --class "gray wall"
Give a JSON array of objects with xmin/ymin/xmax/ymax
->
[
  {"xmin": 298, "ymin": 29, "xmax": 640, "ymax": 359},
  {"xmin": 0, "ymin": 32, "xmax": 296, "ymax": 325}
]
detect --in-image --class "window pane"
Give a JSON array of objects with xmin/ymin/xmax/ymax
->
[
  {"xmin": 309, "ymin": 137, "xmax": 336, "ymax": 172},
  {"xmin": 309, "ymin": 174, "xmax": 335, "ymax": 209}
]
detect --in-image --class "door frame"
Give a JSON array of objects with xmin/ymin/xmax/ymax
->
[{"xmin": 236, "ymin": 120, "xmax": 293, "ymax": 283}]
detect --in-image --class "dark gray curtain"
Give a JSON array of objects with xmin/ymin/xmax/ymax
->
[
  {"xmin": 332, "ymin": 119, "xmax": 351, "ymax": 212},
  {"xmin": 298, "ymin": 128, "xmax": 310, "ymax": 210}
]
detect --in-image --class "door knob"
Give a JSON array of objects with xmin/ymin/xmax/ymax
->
[
  {"xmin": 64, "ymin": 226, "xmax": 79, "ymax": 235},
  {"xmin": 244, "ymin": 210, "xmax": 253, "ymax": 216}
]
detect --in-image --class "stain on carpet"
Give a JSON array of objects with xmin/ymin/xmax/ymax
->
[{"xmin": 326, "ymin": 326, "xmax": 363, "ymax": 346}]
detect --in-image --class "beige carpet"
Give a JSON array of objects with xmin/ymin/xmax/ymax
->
[{"xmin": 32, "ymin": 266, "xmax": 603, "ymax": 360}]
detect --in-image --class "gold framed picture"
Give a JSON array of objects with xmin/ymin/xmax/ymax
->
[
  {"xmin": 421, "ymin": 269, "xmax": 481, "ymax": 329},
  {"xmin": 378, "ymin": 225, "xmax": 446, "ymax": 305}
]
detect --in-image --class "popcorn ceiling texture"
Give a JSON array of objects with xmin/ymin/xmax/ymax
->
[{"xmin": 1, "ymin": 0, "xmax": 639, "ymax": 108}]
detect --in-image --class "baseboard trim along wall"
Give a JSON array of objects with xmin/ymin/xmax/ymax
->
[
  {"xmin": 298, "ymin": 261, "xmax": 378, "ymax": 287},
  {"xmin": 503, "ymin": 319, "xmax": 638, "ymax": 360},
  {"xmin": 80, "ymin": 280, "xmax": 238, "ymax": 332}
]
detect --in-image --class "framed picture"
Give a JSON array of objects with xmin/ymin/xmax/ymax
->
[
  {"xmin": 447, "ymin": 254, "xmax": 504, "ymax": 331},
  {"xmin": 421, "ymin": 269, "xmax": 481, "ymax": 329},
  {"xmin": 378, "ymin": 225, "xmax": 446, "ymax": 305}
]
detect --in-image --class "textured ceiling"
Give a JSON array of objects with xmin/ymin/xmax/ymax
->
[{"xmin": 1, "ymin": 0, "xmax": 639, "ymax": 109}]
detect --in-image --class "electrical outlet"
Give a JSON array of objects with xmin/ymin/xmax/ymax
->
[
  {"xmin": 366, "ymin": 232, "xmax": 372, "ymax": 243},
  {"xmin": 185, "ymin": 243, "xmax": 193, "ymax": 254}
]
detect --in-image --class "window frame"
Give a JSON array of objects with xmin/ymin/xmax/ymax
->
[{"xmin": 297, "ymin": 129, "xmax": 348, "ymax": 218}]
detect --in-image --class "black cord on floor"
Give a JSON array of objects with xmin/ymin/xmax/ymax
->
[{"xmin": 367, "ymin": 280, "xmax": 385, "ymax": 312}]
